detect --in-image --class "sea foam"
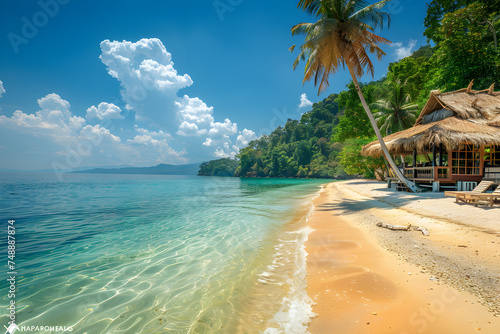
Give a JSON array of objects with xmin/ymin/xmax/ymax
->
[
  {"xmin": 264, "ymin": 187, "xmax": 324, "ymax": 333},
  {"xmin": 264, "ymin": 227, "xmax": 316, "ymax": 334}
]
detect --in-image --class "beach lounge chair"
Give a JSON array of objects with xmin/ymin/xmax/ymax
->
[
  {"xmin": 469, "ymin": 186, "xmax": 500, "ymax": 207},
  {"xmin": 444, "ymin": 181, "xmax": 494, "ymax": 203}
]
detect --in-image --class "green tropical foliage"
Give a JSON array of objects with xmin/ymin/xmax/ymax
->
[
  {"xmin": 198, "ymin": 158, "xmax": 239, "ymax": 176},
  {"xmin": 332, "ymin": 82, "xmax": 375, "ymax": 142},
  {"xmin": 231, "ymin": 98, "xmax": 345, "ymax": 178},
  {"xmin": 430, "ymin": 3, "xmax": 500, "ymax": 91},
  {"xmin": 387, "ymin": 51, "xmax": 435, "ymax": 104},
  {"xmin": 199, "ymin": 1, "xmax": 500, "ymax": 180},
  {"xmin": 423, "ymin": 0, "xmax": 500, "ymax": 43},
  {"xmin": 373, "ymin": 80, "xmax": 419, "ymax": 136},
  {"xmin": 338, "ymin": 138, "xmax": 386, "ymax": 178}
]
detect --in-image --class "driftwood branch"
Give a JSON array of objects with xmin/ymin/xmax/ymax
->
[
  {"xmin": 416, "ymin": 226, "xmax": 430, "ymax": 236},
  {"xmin": 376, "ymin": 222, "xmax": 411, "ymax": 231},
  {"xmin": 376, "ymin": 222, "xmax": 430, "ymax": 236}
]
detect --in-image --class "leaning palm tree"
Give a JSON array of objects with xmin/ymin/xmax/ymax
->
[
  {"xmin": 373, "ymin": 80, "xmax": 419, "ymax": 136},
  {"xmin": 291, "ymin": 0, "xmax": 420, "ymax": 192}
]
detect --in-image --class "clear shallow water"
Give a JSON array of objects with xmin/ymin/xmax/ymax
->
[{"xmin": 0, "ymin": 173, "xmax": 326, "ymax": 333}]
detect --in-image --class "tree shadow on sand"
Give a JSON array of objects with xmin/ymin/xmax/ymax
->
[{"xmin": 315, "ymin": 182, "xmax": 498, "ymax": 215}]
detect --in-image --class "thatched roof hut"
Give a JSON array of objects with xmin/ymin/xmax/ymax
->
[{"xmin": 362, "ymin": 83, "xmax": 500, "ymax": 158}]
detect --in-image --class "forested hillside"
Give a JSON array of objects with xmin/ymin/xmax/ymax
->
[
  {"xmin": 199, "ymin": 0, "xmax": 500, "ymax": 179},
  {"xmin": 198, "ymin": 159, "xmax": 239, "ymax": 177},
  {"xmin": 235, "ymin": 94, "xmax": 343, "ymax": 178}
]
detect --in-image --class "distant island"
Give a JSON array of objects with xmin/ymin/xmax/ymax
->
[{"xmin": 73, "ymin": 163, "xmax": 201, "ymax": 175}]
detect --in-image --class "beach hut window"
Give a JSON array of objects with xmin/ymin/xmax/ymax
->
[
  {"xmin": 485, "ymin": 146, "xmax": 500, "ymax": 166},
  {"xmin": 451, "ymin": 144, "xmax": 481, "ymax": 175}
]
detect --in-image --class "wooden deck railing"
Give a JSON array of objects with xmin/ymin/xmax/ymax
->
[
  {"xmin": 484, "ymin": 166, "xmax": 500, "ymax": 180},
  {"xmin": 400, "ymin": 166, "xmax": 451, "ymax": 181},
  {"xmin": 435, "ymin": 167, "xmax": 450, "ymax": 180}
]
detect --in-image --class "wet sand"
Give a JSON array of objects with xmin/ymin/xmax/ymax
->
[{"xmin": 306, "ymin": 181, "xmax": 500, "ymax": 333}]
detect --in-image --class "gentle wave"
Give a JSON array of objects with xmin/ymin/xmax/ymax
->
[
  {"xmin": 264, "ymin": 185, "xmax": 324, "ymax": 334},
  {"xmin": 0, "ymin": 173, "xmax": 328, "ymax": 333}
]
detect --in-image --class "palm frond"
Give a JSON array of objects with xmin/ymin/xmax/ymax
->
[
  {"xmin": 371, "ymin": 78, "xmax": 419, "ymax": 134},
  {"xmin": 292, "ymin": 0, "xmax": 392, "ymax": 95},
  {"xmin": 353, "ymin": 10, "xmax": 391, "ymax": 30},
  {"xmin": 291, "ymin": 22, "xmax": 315, "ymax": 36},
  {"xmin": 350, "ymin": 0, "xmax": 391, "ymax": 19},
  {"xmin": 297, "ymin": 0, "xmax": 325, "ymax": 16}
]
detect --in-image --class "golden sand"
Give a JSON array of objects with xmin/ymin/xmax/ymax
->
[{"xmin": 306, "ymin": 182, "xmax": 500, "ymax": 333}]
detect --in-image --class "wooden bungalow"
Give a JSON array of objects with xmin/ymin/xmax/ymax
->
[{"xmin": 362, "ymin": 82, "xmax": 500, "ymax": 191}]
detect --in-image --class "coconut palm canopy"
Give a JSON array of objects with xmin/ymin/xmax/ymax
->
[
  {"xmin": 291, "ymin": 0, "xmax": 392, "ymax": 94},
  {"xmin": 362, "ymin": 83, "xmax": 500, "ymax": 157},
  {"xmin": 291, "ymin": 0, "xmax": 424, "ymax": 192}
]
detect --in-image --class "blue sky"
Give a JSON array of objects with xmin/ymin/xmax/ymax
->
[{"xmin": 0, "ymin": 0, "xmax": 429, "ymax": 171}]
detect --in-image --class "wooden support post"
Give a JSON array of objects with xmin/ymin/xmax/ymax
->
[
  {"xmin": 433, "ymin": 181, "xmax": 440, "ymax": 192},
  {"xmin": 413, "ymin": 150, "xmax": 417, "ymax": 179},
  {"xmin": 480, "ymin": 145, "xmax": 485, "ymax": 177},
  {"xmin": 432, "ymin": 145, "xmax": 436, "ymax": 167},
  {"xmin": 439, "ymin": 144, "xmax": 443, "ymax": 167}
]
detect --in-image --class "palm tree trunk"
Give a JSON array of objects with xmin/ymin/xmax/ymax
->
[
  {"xmin": 483, "ymin": 20, "xmax": 497, "ymax": 49},
  {"xmin": 345, "ymin": 63, "xmax": 421, "ymax": 193}
]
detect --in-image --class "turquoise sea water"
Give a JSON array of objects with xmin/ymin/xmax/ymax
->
[{"xmin": 0, "ymin": 173, "xmax": 327, "ymax": 333}]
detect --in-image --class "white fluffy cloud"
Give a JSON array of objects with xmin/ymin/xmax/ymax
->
[
  {"xmin": 198, "ymin": 117, "xmax": 239, "ymax": 157},
  {"xmin": 211, "ymin": 129, "xmax": 256, "ymax": 159},
  {"xmin": 299, "ymin": 93, "xmax": 313, "ymax": 109},
  {"xmin": 87, "ymin": 102, "xmax": 123, "ymax": 120},
  {"xmin": 175, "ymin": 95, "xmax": 215, "ymax": 128},
  {"xmin": 214, "ymin": 148, "xmax": 231, "ymax": 158},
  {"xmin": 100, "ymin": 38, "xmax": 193, "ymax": 121},
  {"xmin": 1, "ymin": 38, "xmax": 258, "ymax": 169},
  {"xmin": 0, "ymin": 94, "xmax": 117, "ymax": 146},
  {"xmin": 202, "ymin": 138, "xmax": 213, "ymax": 147},
  {"xmin": 134, "ymin": 125, "xmax": 172, "ymax": 139},
  {"xmin": 0, "ymin": 93, "xmax": 135, "ymax": 170},
  {"xmin": 175, "ymin": 94, "xmax": 243, "ymax": 158},
  {"xmin": 391, "ymin": 40, "xmax": 417, "ymax": 60},
  {"xmin": 175, "ymin": 95, "xmax": 214, "ymax": 136},
  {"xmin": 80, "ymin": 124, "xmax": 121, "ymax": 143},
  {"xmin": 208, "ymin": 119, "xmax": 237, "ymax": 138},
  {"xmin": 99, "ymin": 38, "xmax": 251, "ymax": 159},
  {"xmin": 0, "ymin": 93, "xmax": 190, "ymax": 169},
  {"xmin": 128, "ymin": 126, "xmax": 186, "ymax": 162},
  {"xmin": 236, "ymin": 129, "xmax": 258, "ymax": 148},
  {"xmin": 213, "ymin": 140, "xmax": 239, "ymax": 159},
  {"xmin": 177, "ymin": 121, "xmax": 208, "ymax": 137},
  {"xmin": 0, "ymin": 93, "xmax": 86, "ymax": 139}
]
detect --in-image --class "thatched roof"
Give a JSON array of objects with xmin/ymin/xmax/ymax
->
[
  {"xmin": 415, "ymin": 84, "xmax": 500, "ymax": 125},
  {"xmin": 362, "ymin": 117, "xmax": 500, "ymax": 157},
  {"xmin": 362, "ymin": 82, "xmax": 500, "ymax": 158},
  {"xmin": 487, "ymin": 114, "xmax": 500, "ymax": 127}
]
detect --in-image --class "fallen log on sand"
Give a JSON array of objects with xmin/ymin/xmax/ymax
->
[
  {"xmin": 376, "ymin": 222, "xmax": 430, "ymax": 236},
  {"xmin": 415, "ymin": 226, "xmax": 430, "ymax": 236},
  {"xmin": 376, "ymin": 222, "xmax": 411, "ymax": 231}
]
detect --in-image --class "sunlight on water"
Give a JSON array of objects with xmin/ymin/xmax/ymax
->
[{"xmin": 0, "ymin": 173, "xmax": 326, "ymax": 333}]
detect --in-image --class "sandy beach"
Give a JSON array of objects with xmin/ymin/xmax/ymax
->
[{"xmin": 306, "ymin": 180, "xmax": 500, "ymax": 333}]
